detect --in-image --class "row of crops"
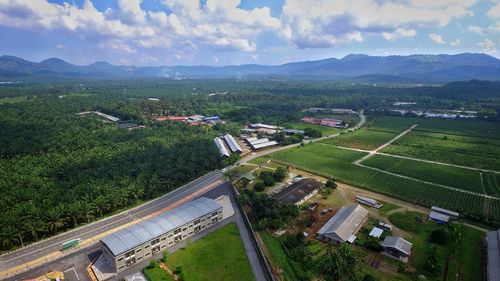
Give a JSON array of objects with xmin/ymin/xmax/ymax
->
[{"xmin": 267, "ymin": 143, "xmax": 500, "ymax": 224}]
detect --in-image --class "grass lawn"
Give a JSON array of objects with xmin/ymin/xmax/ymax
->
[
  {"xmin": 377, "ymin": 202, "xmax": 401, "ymax": 216},
  {"xmin": 165, "ymin": 223, "xmax": 254, "ymax": 281},
  {"xmin": 143, "ymin": 265, "xmax": 175, "ymax": 281},
  {"xmin": 231, "ymin": 164, "xmax": 257, "ymax": 175}
]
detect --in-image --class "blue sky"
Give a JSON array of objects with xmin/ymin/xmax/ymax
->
[{"xmin": 0, "ymin": 0, "xmax": 499, "ymax": 66}]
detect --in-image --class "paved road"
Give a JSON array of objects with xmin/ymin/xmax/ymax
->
[{"xmin": 1, "ymin": 171, "xmax": 223, "ymax": 277}]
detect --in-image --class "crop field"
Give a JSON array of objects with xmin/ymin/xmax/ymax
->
[
  {"xmin": 414, "ymin": 118, "xmax": 500, "ymax": 139},
  {"xmin": 381, "ymin": 131, "xmax": 500, "ymax": 170},
  {"xmin": 362, "ymin": 155, "xmax": 484, "ymax": 194},
  {"xmin": 365, "ymin": 116, "xmax": 418, "ymax": 133},
  {"xmin": 266, "ymin": 144, "xmax": 500, "ymax": 222},
  {"xmin": 483, "ymin": 172, "xmax": 500, "ymax": 197},
  {"xmin": 320, "ymin": 129, "xmax": 397, "ymax": 150}
]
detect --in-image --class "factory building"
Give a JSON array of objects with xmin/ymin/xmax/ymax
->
[
  {"xmin": 245, "ymin": 137, "xmax": 278, "ymax": 150},
  {"xmin": 223, "ymin": 134, "xmax": 243, "ymax": 153},
  {"xmin": 100, "ymin": 197, "xmax": 223, "ymax": 273}
]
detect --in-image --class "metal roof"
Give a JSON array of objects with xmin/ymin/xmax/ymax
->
[
  {"xmin": 214, "ymin": 137, "xmax": 230, "ymax": 157},
  {"xmin": 101, "ymin": 197, "xmax": 221, "ymax": 256},
  {"xmin": 274, "ymin": 178, "xmax": 322, "ymax": 204},
  {"xmin": 223, "ymin": 134, "xmax": 242, "ymax": 153},
  {"xmin": 317, "ymin": 204, "xmax": 368, "ymax": 242},
  {"xmin": 487, "ymin": 229, "xmax": 500, "ymax": 281},
  {"xmin": 381, "ymin": 236, "xmax": 413, "ymax": 255},
  {"xmin": 369, "ymin": 227, "xmax": 384, "ymax": 238},
  {"xmin": 252, "ymin": 141, "xmax": 278, "ymax": 150},
  {"xmin": 431, "ymin": 206, "xmax": 459, "ymax": 218},
  {"xmin": 429, "ymin": 211, "xmax": 450, "ymax": 223}
]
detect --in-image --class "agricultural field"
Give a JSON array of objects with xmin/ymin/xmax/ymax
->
[
  {"xmin": 382, "ymin": 130, "xmax": 500, "ymax": 170},
  {"xmin": 320, "ymin": 129, "xmax": 397, "ymax": 150},
  {"xmin": 365, "ymin": 116, "xmax": 418, "ymax": 133},
  {"xmin": 414, "ymin": 118, "xmax": 500, "ymax": 139},
  {"xmin": 483, "ymin": 172, "xmax": 500, "ymax": 198},
  {"xmin": 283, "ymin": 122, "xmax": 342, "ymax": 136},
  {"xmin": 362, "ymin": 155, "xmax": 484, "ymax": 194},
  {"xmin": 263, "ymin": 144, "xmax": 500, "ymax": 223},
  {"xmin": 165, "ymin": 223, "xmax": 254, "ymax": 281}
]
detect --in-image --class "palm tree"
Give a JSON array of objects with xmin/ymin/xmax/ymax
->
[
  {"xmin": 24, "ymin": 218, "xmax": 46, "ymax": 241},
  {"xmin": 93, "ymin": 195, "xmax": 110, "ymax": 217},
  {"xmin": 0, "ymin": 226, "xmax": 20, "ymax": 249},
  {"xmin": 45, "ymin": 208, "xmax": 65, "ymax": 234}
]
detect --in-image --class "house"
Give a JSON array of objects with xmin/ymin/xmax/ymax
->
[
  {"xmin": 355, "ymin": 195, "xmax": 383, "ymax": 209},
  {"xmin": 100, "ymin": 197, "xmax": 223, "ymax": 273},
  {"xmin": 486, "ymin": 229, "xmax": 500, "ymax": 281},
  {"xmin": 274, "ymin": 178, "xmax": 323, "ymax": 205},
  {"xmin": 381, "ymin": 236, "xmax": 413, "ymax": 262},
  {"xmin": 429, "ymin": 206, "xmax": 459, "ymax": 224},
  {"xmin": 317, "ymin": 204, "xmax": 369, "ymax": 244}
]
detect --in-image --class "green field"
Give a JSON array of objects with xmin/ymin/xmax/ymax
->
[
  {"xmin": 320, "ymin": 129, "xmax": 397, "ymax": 150},
  {"xmin": 382, "ymin": 131, "xmax": 500, "ymax": 171},
  {"xmin": 284, "ymin": 122, "xmax": 342, "ymax": 136},
  {"xmin": 365, "ymin": 116, "xmax": 418, "ymax": 133},
  {"xmin": 165, "ymin": 223, "xmax": 254, "ymax": 281},
  {"xmin": 483, "ymin": 172, "xmax": 500, "ymax": 197},
  {"xmin": 264, "ymin": 144, "xmax": 500, "ymax": 222},
  {"xmin": 389, "ymin": 211, "xmax": 484, "ymax": 281},
  {"xmin": 0, "ymin": 96, "xmax": 28, "ymax": 104},
  {"xmin": 362, "ymin": 155, "xmax": 484, "ymax": 194},
  {"xmin": 143, "ymin": 265, "xmax": 175, "ymax": 281}
]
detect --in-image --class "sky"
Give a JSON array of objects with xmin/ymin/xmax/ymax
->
[{"xmin": 0, "ymin": 0, "xmax": 499, "ymax": 66}]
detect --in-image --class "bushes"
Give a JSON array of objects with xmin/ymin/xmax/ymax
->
[
  {"xmin": 430, "ymin": 228, "xmax": 447, "ymax": 245},
  {"xmin": 254, "ymin": 182, "xmax": 265, "ymax": 192}
]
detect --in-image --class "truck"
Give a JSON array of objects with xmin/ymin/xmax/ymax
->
[{"xmin": 61, "ymin": 238, "xmax": 81, "ymax": 251}]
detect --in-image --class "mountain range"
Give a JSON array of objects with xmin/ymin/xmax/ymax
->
[{"xmin": 1, "ymin": 53, "xmax": 499, "ymax": 82}]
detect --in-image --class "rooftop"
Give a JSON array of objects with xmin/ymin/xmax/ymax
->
[
  {"xmin": 317, "ymin": 204, "xmax": 368, "ymax": 242},
  {"xmin": 381, "ymin": 236, "xmax": 413, "ymax": 255},
  {"xmin": 486, "ymin": 229, "xmax": 500, "ymax": 281},
  {"xmin": 100, "ymin": 197, "xmax": 221, "ymax": 256},
  {"xmin": 274, "ymin": 178, "xmax": 323, "ymax": 204}
]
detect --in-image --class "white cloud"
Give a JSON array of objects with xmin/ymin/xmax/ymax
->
[
  {"xmin": 450, "ymin": 39, "xmax": 461, "ymax": 46},
  {"xmin": 281, "ymin": 0, "xmax": 477, "ymax": 48},
  {"xmin": 0, "ymin": 0, "xmax": 280, "ymax": 60},
  {"xmin": 56, "ymin": 44, "xmax": 68, "ymax": 50},
  {"xmin": 382, "ymin": 28, "xmax": 417, "ymax": 41},
  {"xmin": 477, "ymin": 38, "xmax": 497, "ymax": 54},
  {"xmin": 488, "ymin": 3, "xmax": 500, "ymax": 18},
  {"xmin": 429, "ymin": 33, "xmax": 447, "ymax": 44},
  {"xmin": 489, "ymin": 22, "xmax": 500, "ymax": 33},
  {"xmin": 467, "ymin": 25, "xmax": 484, "ymax": 35}
]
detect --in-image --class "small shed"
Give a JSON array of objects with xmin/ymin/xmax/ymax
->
[
  {"xmin": 369, "ymin": 227, "xmax": 384, "ymax": 238},
  {"xmin": 381, "ymin": 236, "xmax": 413, "ymax": 262}
]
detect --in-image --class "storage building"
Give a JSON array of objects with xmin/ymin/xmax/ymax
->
[
  {"xmin": 355, "ymin": 195, "xmax": 383, "ymax": 209},
  {"xmin": 274, "ymin": 178, "xmax": 323, "ymax": 205},
  {"xmin": 381, "ymin": 236, "xmax": 413, "ymax": 262},
  {"xmin": 100, "ymin": 197, "xmax": 223, "ymax": 273},
  {"xmin": 223, "ymin": 134, "xmax": 242, "ymax": 153},
  {"xmin": 317, "ymin": 204, "xmax": 368, "ymax": 244},
  {"xmin": 214, "ymin": 137, "xmax": 230, "ymax": 157},
  {"xmin": 429, "ymin": 206, "xmax": 459, "ymax": 224}
]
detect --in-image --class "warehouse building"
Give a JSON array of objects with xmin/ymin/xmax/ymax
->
[
  {"xmin": 486, "ymin": 229, "xmax": 500, "ymax": 281},
  {"xmin": 274, "ymin": 178, "xmax": 323, "ymax": 205},
  {"xmin": 245, "ymin": 137, "xmax": 278, "ymax": 150},
  {"xmin": 223, "ymin": 134, "xmax": 242, "ymax": 153},
  {"xmin": 317, "ymin": 204, "xmax": 368, "ymax": 244},
  {"xmin": 355, "ymin": 195, "xmax": 383, "ymax": 209},
  {"xmin": 429, "ymin": 206, "xmax": 459, "ymax": 224},
  {"xmin": 100, "ymin": 197, "xmax": 223, "ymax": 273},
  {"xmin": 214, "ymin": 137, "xmax": 230, "ymax": 157}
]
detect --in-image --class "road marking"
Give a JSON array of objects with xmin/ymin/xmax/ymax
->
[{"xmin": 64, "ymin": 267, "xmax": 80, "ymax": 281}]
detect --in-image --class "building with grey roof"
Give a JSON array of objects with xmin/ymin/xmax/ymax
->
[
  {"xmin": 223, "ymin": 134, "xmax": 242, "ymax": 153},
  {"xmin": 100, "ymin": 197, "xmax": 223, "ymax": 273},
  {"xmin": 214, "ymin": 137, "xmax": 230, "ymax": 157},
  {"xmin": 429, "ymin": 206, "xmax": 459, "ymax": 224},
  {"xmin": 381, "ymin": 236, "xmax": 413, "ymax": 262},
  {"xmin": 486, "ymin": 229, "xmax": 500, "ymax": 281},
  {"xmin": 274, "ymin": 178, "xmax": 322, "ymax": 205},
  {"xmin": 317, "ymin": 204, "xmax": 368, "ymax": 244}
]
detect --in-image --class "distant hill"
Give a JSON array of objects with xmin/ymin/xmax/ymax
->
[{"xmin": 1, "ymin": 53, "xmax": 499, "ymax": 82}]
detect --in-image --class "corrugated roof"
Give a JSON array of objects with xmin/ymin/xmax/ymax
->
[
  {"xmin": 381, "ymin": 236, "xmax": 413, "ymax": 255},
  {"xmin": 274, "ymin": 178, "xmax": 322, "ymax": 204},
  {"xmin": 487, "ymin": 229, "xmax": 500, "ymax": 281},
  {"xmin": 252, "ymin": 141, "xmax": 278, "ymax": 150},
  {"xmin": 223, "ymin": 134, "xmax": 242, "ymax": 153},
  {"xmin": 431, "ymin": 206, "xmax": 459, "ymax": 217},
  {"xmin": 429, "ymin": 211, "xmax": 450, "ymax": 222},
  {"xmin": 317, "ymin": 204, "xmax": 368, "ymax": 242},
  {"xmin": 214, "ymin": 137, "xmax": 230, "ymax": 157},
  {"xmin": 101, "ymin": 197, "xmax": 221, "ymax": 256}
]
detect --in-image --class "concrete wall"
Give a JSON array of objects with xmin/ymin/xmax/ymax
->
[{"xmin": 105, "ymin": 207, "xmax": 223, "ymax": 273}]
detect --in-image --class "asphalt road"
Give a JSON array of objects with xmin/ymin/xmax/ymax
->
[{"xmin": 0, "ymin": 170, "xmax": 223, "ymax": 276}]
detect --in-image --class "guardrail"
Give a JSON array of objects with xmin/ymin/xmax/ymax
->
[{"xmin": 229, "ymin": 185, "xmax": 276, "ymax": 281}]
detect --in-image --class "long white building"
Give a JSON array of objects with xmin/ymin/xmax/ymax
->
[
  {"xmin": 214, "ymin": 137, "xmax": 230, "ymax": 157},
  {"xmin": 223, "ymin": 134, "xmax": 242, "ymax": 153}
]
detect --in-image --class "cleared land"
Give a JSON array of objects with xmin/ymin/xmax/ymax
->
[
  {"xmin": 362, "ymin": 155, "xmax": 484, "ymax": 194},
  {"xmin": 382, "ymin": 131, "xmax": 500, "ymax": 171},
  {"xmin": 320, "ymin": 129, "xmax": 398, "ymax": 150},
  {"xmin": 165, "ymin": 223, "xmax": 254, "ymax": 281}
]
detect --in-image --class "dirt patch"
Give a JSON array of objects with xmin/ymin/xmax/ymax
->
[{"xmin": 298, "ymin": 203, "xmax": 339, "ymax": 240}]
